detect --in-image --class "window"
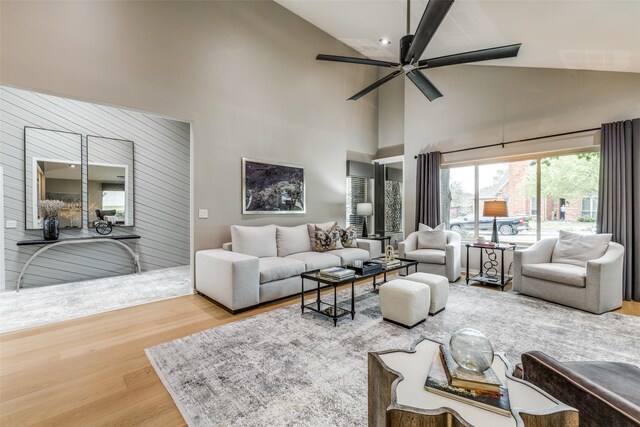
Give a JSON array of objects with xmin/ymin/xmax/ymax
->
[
  {"xmin": 581, "ymin": 196, "xmax": 598, "ymax": 219},
  {"xmin": 346, "ymin": 176, "xmax": 372, "ymax": 236},
  {"xmin": 440, "ymin": 166, "xmax": 475, "ymax": 239},
  {"xmin": 440, "ymin": 151, "xmax": 600, "ymax": 243}
]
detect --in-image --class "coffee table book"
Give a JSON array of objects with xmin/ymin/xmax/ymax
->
[
  {"xmin": 425, "ymin": 348, "xmax": 511, "ymax": 417},
  {"xmin": 440, "ymin": 344, "xmax": 501, "ymax": 392}
]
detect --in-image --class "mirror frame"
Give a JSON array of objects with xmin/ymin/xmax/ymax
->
[{"xmin": 24, "ymin": 126, "xmax": 83, "ymax": 230}]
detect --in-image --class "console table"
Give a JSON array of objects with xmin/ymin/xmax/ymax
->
[{"xmin": 15, "ymin": 234, "xmax": 141, "ymax": 291}]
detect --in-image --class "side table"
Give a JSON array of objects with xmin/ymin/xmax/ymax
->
[
  {"xmin": 368, "ymin": 338, "xmax": 578, "ymax": 427},
  {"xmin": 466, "ymin": 243, "xmax": 517, "ymax": 291}
]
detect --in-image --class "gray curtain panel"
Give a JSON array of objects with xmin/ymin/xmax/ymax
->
[
  {"xmin": 597, "ymin": 118, "xmax": 640, "ymax": 301},
  {"xmin": 415, "ymin": 152, "xmax": 442, "ymax": 230}
]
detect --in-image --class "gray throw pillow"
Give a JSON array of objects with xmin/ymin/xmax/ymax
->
[
  {"xmin": 276, "ymin": 224, "xmax": 312, "ymax": 257},
  {"xmin": 551, "ymin": 230, "xmax": 612, "ymax": 267},
  {"xmin": 231, "ymin": 224, "xmax": 277, "ymax": 258},
  {"xmin": 307, "ymin": 221, "xmax": 337, "ymax": 251},
  {"xmin": 315, "ymin": 225, "xmax": 343, "ymax": 252},
  {"xmin": 417, "ymin": 230, "xmax": 447, "ymax": 250}
]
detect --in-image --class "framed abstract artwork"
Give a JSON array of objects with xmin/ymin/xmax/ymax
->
[{"xmin": 242, "ymin": 158, "xmax": 305, "ymax": 214}]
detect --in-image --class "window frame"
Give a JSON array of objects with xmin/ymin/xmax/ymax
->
[{"xmin": 440, "ymin": 146, "xmax": 599, "ymax": 244}]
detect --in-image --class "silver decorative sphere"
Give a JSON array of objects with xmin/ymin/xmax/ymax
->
[{"xmin": 449, "ymin": 328, "xmax": 494, "ymax": 372}]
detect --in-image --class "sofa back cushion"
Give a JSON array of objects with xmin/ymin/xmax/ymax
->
[
  {"xmin": 276, "ymin": 225, "xmax": 312, "ymax": 257},
  {"xmin": 307, "ymin": 221, "xmax": 337, "ymax": 250},
  {"xmin": 551, "ymin": 230, "xmax": 612, "ymax": 267},
  {"xmin": 231, "ymin": 224, "xmax": 277, "ymax": 258},
  {"xmin": 417, "ymin": 230, "xmax": 447, "ymax": 250},
  {"xmin": 315, "ymin": 225, "xmax": 343, "ymax": 252}
]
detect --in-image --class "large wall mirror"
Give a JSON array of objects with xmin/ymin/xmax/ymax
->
[
  {"xmin": 25, "ymin": 127, "xmax": 83, "ymax": 230},
  {"xmin": 87, "ymin": 136, "xmax": 134, "ymax": 227}
]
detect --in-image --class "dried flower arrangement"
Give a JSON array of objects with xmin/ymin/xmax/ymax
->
[{"xmin": 37, "ymin": 199, "xmax": 66, "ymax": 219}]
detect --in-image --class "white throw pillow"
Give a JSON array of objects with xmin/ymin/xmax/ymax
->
[
  {"xmin": 276, "ymin": 225, "xmax": 312, "ymax": 257},
  {"xmin": 418, "ymin": 223, "xmax": 446, "ymax": 232},
  {"xmin": 417, "ymin": 230, "xmax": 447, "ymax": 250},
  {"xmin": 551, "ymin": 230, "xmax": 612, "ymax": 267},
  {"xmin": 307, "ymin": 221, "xmax": 337, "ymax": 251},
  {"xmin": 231, "ymin": 224, "xmax": 277, "ymax": 258}
]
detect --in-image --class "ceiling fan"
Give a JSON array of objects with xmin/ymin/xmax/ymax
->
[{"xmin": 316, "ymin": 0, "xmax": 521, "ymax": 101}]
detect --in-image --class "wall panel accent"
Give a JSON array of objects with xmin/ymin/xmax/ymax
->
[{"xmin": 0, "ymin": 86, "xmax": 190, "ymax": 290}]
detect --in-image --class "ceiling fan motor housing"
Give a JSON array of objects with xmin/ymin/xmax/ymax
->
[{"xmin": 400, "ymin": 35, "xmax": 414, "ymax": 65}]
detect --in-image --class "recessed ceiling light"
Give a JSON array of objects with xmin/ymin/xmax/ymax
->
[
  {"xmin": 379, "ymin": 38, "xmax": 391, "ymax": 45},
  {"xmin": 69, "ymin": 164, "xmax": 76, "ymax": 168}
]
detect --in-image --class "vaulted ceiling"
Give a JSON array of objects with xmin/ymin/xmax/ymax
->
[{"xmin": 276, "ymin": 0, "xmax": 640, "ymax": 73}]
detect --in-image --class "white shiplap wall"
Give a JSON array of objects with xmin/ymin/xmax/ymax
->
[{"xmin": 0, "ymin": 86, "xmax": 190, "ymax": 290}]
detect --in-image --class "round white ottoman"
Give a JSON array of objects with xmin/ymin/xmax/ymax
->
[
  {"xmin": 379, "ymin": 279, "xmax": 431, "ymax": 329},
  {"xmin": 404, "ymin": 272, "xmax": 449, "ymax": 315}
]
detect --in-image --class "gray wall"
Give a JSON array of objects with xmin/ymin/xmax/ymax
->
[
  {"xmin": 1, "ymin": 86, "xmax": 191, "ymax": 289},
  {"xmin": 398, "ymin": 65, "xmax": 640, "ymax": 232},
  {"xmin": 0, "ymin": 1, "xmax": 379, "ymax": 271}
]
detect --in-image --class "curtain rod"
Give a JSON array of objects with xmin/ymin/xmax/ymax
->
[{"xmin": 414, "ymin": 126, "xmax": 600, "ymax": 158}]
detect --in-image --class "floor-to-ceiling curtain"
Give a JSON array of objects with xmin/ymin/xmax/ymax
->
[
  {"xmin": 415, "ymin": 151, "xmax": 442, "ymax": 230},
  {"xmin": 597, "ymin": 118, "xmax": 640, "ymax": 301}
]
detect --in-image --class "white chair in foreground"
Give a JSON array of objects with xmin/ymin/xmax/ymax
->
[{"xmin": 399, "ymin": 229, "xmax": 461, "ymax": 282}]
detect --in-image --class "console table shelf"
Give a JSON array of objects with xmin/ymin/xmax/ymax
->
[{"xmin": 15, "ymin": 234, "xmax": 141, "ymax": 291}]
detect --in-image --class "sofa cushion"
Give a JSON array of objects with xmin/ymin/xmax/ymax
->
[
  {"xmin": 258, "ymin": 257, "xmax": 306, "ymax": 284},
  {"xmin": 307, "ymin": 221, "xmax": 337, "ymax": 251},
  {"xmin": 417, "ymin": 230, "xmax": 447, "ymax": 250},
  {"xmin": 418, "ymin": 222, "xmax": 446, "ymax": 232},
  {"xmin": 329, "ymin": 247, "xmax": 370, "ymax": 265},
  {"xmin": 231, "ymin": 224, "xmax": 277, "ymax": 258},
  {"xmin": 285, "ymin": 251, "xmax": 341, "ymax": 270},
  {"xmin": 315, "ymin": 225, "xmax": 343, "ymax": 252},
  {"xmin": 551, "ymin": 230, "xmax": 612, "ymax": 267},
  {"xmin": 405, "ymin": 249, "xmax": 446, "ymax": 265},
  {"xmin": 522, "ymin": 263, "xmax": 586, "ymax": 288},
  {"xmin": 339, "ymin": 225, "xmax": 359, "ymax": 248},
  {"xmin": 276, "ymin": 225, "xmax": 312, "ymax": 257}
]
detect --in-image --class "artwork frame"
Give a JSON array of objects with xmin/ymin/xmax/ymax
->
[{"xmin": 242, "ymin": 158, "xmax": 306, "ymax": 214}]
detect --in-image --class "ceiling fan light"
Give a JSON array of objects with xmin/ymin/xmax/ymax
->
[{"xmin": 379, "ymin": 38, "xmax": 391, "ymax": 45}]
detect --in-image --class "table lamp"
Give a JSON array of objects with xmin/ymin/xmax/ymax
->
[
  {"xmin": 356, "ymin": 202, "xmax": 373, "ymax": 238},
  {"xmin": 483, "ymin": 200, "xmax": 508, "ymax": 243}
]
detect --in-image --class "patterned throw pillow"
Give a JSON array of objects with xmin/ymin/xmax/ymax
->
[
  {"xmin": 339, "ymin": 225, "xmax": 358, "ymax": 248},
  {"xmin": 315, "ymin": 225, "xmax": 343, "ymax": 252}
]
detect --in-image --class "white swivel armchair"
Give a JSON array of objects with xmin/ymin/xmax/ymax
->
[
  {"xmin": 513, "ymin": 233, "xmax": 624, "ymax": 314},
  {"xmin": 399, "ymin": 230, "xmax": 461, "ymax": 282}
]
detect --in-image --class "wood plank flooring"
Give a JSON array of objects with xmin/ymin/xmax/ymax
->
[{"xmin": 0, "ymin": 281, "xmax": 638, "ymax": 426}]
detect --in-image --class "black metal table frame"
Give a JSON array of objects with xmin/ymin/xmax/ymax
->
[
  {"xmin": 300, "ymin": 258, "xmax": 418, "ymax": 326},
  {"xmin": 465, "ymin": 244, "xmax": 516, "ymax": 291}
]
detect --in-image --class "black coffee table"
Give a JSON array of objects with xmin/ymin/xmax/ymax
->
[{"xmin": 300, "ymin": 258, "xmax": 418, "ymax": 326}]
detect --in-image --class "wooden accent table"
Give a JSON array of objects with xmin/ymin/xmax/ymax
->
[{"xmin": 369, "ymin": 338, "xmax": 578, "ymax": 427}]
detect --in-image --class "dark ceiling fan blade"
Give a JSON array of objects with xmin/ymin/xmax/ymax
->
[
  {"xmin": 348, "ymin": 70, "xmax": 403, "ymax": 101},
  {"xmin": 407, "ymin": 70, "xmax": 442, "ymax": 101},
  {"xmin": 404, "ymin": 0, "xmax": 454, "ymax": 64},
  {"xmin": 417, "ymin": 43, "xmax": 522, "ymax": 68},
  {"xmin": 316, "ymin": 54, "xmax": 399, "ymax": 68}
]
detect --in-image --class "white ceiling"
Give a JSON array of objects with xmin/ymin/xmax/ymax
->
[{"xmin": 276, "ymin": 0, "xmax": 640, "ymax": 73}]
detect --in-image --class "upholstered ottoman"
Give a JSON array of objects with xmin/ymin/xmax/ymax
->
[
  {"xmin": 379, "ymin": 279, "xmax": 431, "ymax": 328},
  {"xmin": 404, "ymin": 272, "xmax": 449, "ymax": 315}
]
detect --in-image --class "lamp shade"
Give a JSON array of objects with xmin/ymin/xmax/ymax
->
[
  {"xmin": 356, "ymin": 202, "xmax": 373, "ymax": 216},
  {"xmin": 483, "ymin": 200, "xmax": 508, "ymax": 217}
]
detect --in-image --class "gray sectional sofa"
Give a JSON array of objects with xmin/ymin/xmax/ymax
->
[{"xmin": 195, "ymin": 223, "xmax": 382, "ymax": 313}]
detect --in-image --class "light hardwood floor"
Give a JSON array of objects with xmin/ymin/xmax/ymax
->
[{"xmin": 0, "ymin": 282, "xmax": 638, "ymax": 426}]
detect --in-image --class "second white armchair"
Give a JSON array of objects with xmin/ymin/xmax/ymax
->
[{"xmin": 399, "ymin": 230, "xmax": 461, "ymax": 282}]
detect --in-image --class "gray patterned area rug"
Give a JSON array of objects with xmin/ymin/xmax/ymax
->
[{"xmin": 146, "ymin": 282, "xmax": 639, "ymax": 427}]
